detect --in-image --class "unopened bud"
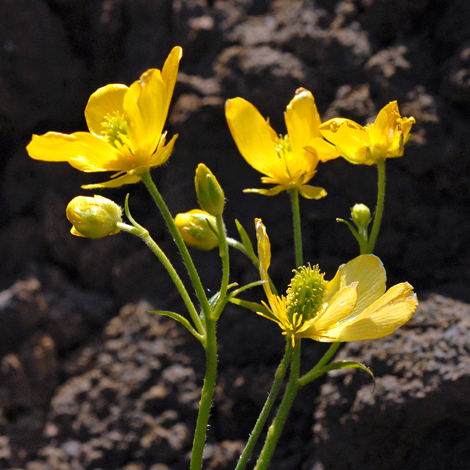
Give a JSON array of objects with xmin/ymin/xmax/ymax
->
[
  {"xmin": 351, "ymin": 203, "xmax": 371, "ymax": 229},
  {"xmin": 195, "ymin": 163, "xmax": 225, "ymax": 216},
  {"xmin": 66, "ymin": 195, "xmax": 122, "ymax": 239},
  {"xmin": 175, "ymin": 209, "xmax": 219, "ymax": 250}
]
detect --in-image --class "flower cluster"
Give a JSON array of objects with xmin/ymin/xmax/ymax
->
[{"xmin": 26, "ymin": 43, "xmax": 420, "ymax": 470}]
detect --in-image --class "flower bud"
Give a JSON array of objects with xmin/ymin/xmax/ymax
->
[
  {"xmin": 351, "ymin": 203, "xmax": 372, "ymax": 229},
  {"xmin": 175, "ymin": 209, "xmax": 219, "ymax": 250},
  {"xmin": 66, "ymin": 195, "xmax": 122, "ymax": 239},
  {"xmin": 195, "ymin": 164, "xmax": 225, "ymax": 216}
]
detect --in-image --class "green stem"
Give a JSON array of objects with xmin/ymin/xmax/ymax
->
[
  {"xmin": 298, "ymin": 342, "xmax": 341, "ymax": 387},
  {"xmin": 190, "ymin": 317, "xmax": 218, "ymax": 470},
  {"xmin": 290, "ymin": 188, "xmax": 303, "ymax": 267},
  {"xmin": 366, "ymin": 158, "xmax": 386, "ymax": 255},
  {"xmin": 141, "ymin": 172, "xmax": 212, "ymax": 321},
  {"xmin": 254, "ymin": 341, "xmax": 301, "ymax": 470},
  {"xmin": 117, "ymin": 222, "xmax": 204, "ymax": 339},
  {"xmin": 213, "ymin": 214, "xmax": 230, "ymax": 320},
  {"xmin": 235, "ymin": 340, "xmax": 293, "ymax": 470}
]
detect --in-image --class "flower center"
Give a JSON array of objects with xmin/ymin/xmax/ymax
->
[
  {"xmin": 275, "ymin": 134, "xmax": 295, "ymax": 180},
  {"xmin": 275, "ymin": 134, "xmax": 292, "ymax": 158},
  {"xmin": 286, "ymin": 264, "xmax": 326, "ymax": 330},
  {"xmin": 101, "ymin": 112, "xmax": 128, "ymax": 147}
]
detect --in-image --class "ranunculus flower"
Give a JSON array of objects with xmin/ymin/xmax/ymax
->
[
  {"xmin": 27, "ymin": 47, "xmax": 182, "ymax": 188},
  {"xmin": 320, "ymin": 101, "xmax": 415, "ymax": 165},
  {"xmin": 255, "ymin": 219, "xmax": 417, "ymax": 343},
  {"xmin": 225, "ymin": 88, "xmax": 339, "ymax": 198}
]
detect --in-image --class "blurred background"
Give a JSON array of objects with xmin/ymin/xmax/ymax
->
[{"xmin": 1, "ymin": 0, "xmax": 470, "ymax": 469}]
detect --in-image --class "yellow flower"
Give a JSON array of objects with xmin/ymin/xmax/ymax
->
[
  {"xmin": 175, "ymin": 209, "xmax": 219, "ymax": 251},
  {"xmin": 26, "ymin": 47, "xmax": 183, "ymax": 188},
  {"xmin": 66, "ymin": 195, "xmax": 122, "ymax": 239},
  {"xmin": 319, "ymin": 101, "xmax": 415, "ymax": 165},
  {"xmin": 255, "ymin": 219, "xmax": 417, "ymax": 343},
  {"xmin": 225, "ymin": 88, "xmax": 339, "ymax": 198}
]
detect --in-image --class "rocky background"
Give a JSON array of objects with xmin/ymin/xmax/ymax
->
[{"xmin": 1, "ymin": 0, "xmax": 470, "ymax": 469}]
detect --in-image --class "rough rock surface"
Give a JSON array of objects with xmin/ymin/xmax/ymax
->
[
  {"xmin": 1, "ymin": 0, "xmax": 470, "ymax": 468},
  {"xmin": 312, "ymin": 294, "xmax": 470, "ymax": 470}
]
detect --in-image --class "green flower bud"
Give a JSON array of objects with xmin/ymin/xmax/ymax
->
[
  {"xmin": 351, "ymin": 203, "xmax": 371, "ymax": 229},
  {"xmin": 175, "ymin": 209, "xmax": 219, "ymax": 250},
  {"xmin": 286, "ymin": 264, "xmax": 327, "ymax": 327},
  {"xmin": 66, "ymin": 195, "xmax": 122, "ymax": 239},
  {"xmin": 195, "ymin": 163, "xmax": 225, "ymax": 216}
]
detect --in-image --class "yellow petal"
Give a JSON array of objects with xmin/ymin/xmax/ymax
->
[
  {"xmin": 400, "ymin": 116, "xmax": 416, "ymax": 144},
  {"xmin": 298, "ymin": 283, "xmax": 358, "ymax": 341},
  {"xmin": 324, "ymin": 254, "xmax": 386, "ymax": 316},
  {"xmin": 372, "ymin": 101, "xmax": 399, "ymax": 136},
  {"xmin": 149, "ymin": 133, "xmax": 178, "ymax": 168},
  {"xmin": 82, "ymin": 172, "xmax": 141, "ymax": 189},
  {"xmin": 321, "ymin": 282, "xmax": 417, "ymax": 341},
  {"xmin": 162, "ymin": 46, "xmax": 183, "ymax": 117},
  {"xmin": 305, "ymin": 138, "xmax": 340, "ymax": 162},
  {"xmin": 85, "ymin": 84, "xmax": 128, "ymax": 136},
  {"xmin": 320, "ymin": 118, "xmax": 371, "ymax": 164},
  {"xmin": 299, "ymin": 185, "xmax": 327, "ymax": 199},
  {"xmin": 225, "ymin": 98, "xmax": 279, "ymax": 176},
  {"xmin": 70, "ymin": 226, "xmax": 87, "ymax": 238},
  {"xmin": 244, "ymin": 185, "xmax": 285, "ymax": 196},
  {"xmin": 124, "ymin": 68, "xmax": 167, "ymax": 162},
  {"xmin": 27, "ymin": 131, "xmax": 125, "ymax": 172},
  {"xmin": 255, "ymin": 218, "xmax": 271, "ymax": 281},
  {"xmin": 285, "ymin": 88, "xmax": 321, "ymax": 158}
]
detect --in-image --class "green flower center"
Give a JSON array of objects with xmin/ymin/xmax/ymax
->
[
  {"xmin": 102, "ymin": 112, "xmax": 128, "ymax": 147},
  {"xmin": 275, "ymin": 134, "xmax": 292, "ymax": 158},
  {"xmin": 286, "ymin": 264, "xmax": 326, "ymax": 328}
]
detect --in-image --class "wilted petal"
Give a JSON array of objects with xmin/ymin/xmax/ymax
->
[{"xmin": 255, "ymin": 218, "xmax": 271, "ymax": 280}]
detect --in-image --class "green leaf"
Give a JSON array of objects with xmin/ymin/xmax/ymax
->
[
  {"xmin": 299, "ymin": 360, "xmax": 375, "ymax": 387},
  {"xmin": 229, "ymin": 298, "xmax": 275, "ymax": 320},
  {"xmin": 235, "ymin": 220, "xmax": 258, "ymax": 264},
  {"xmin": 149, "ymin": 310, "xmax": 202, "ymax": 341},
  {"xmin": 208, "ymin": 283, "xmax": 238, "ymax": 309},
  {"xmin": 323, "ymin": 360, "xmax": 374, "ymax": 377},
  {"xmin": 230, "ymin": 280, "xmax": 266, "ymax": 298},
  {"xmin": 337, "ymin": 218, "xmax": 367, "ymax": 253}
]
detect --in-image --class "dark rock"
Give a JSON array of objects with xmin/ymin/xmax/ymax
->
[{"xmin": 313, "ymin": 294, "xmax": 470, "ymax": 470}]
